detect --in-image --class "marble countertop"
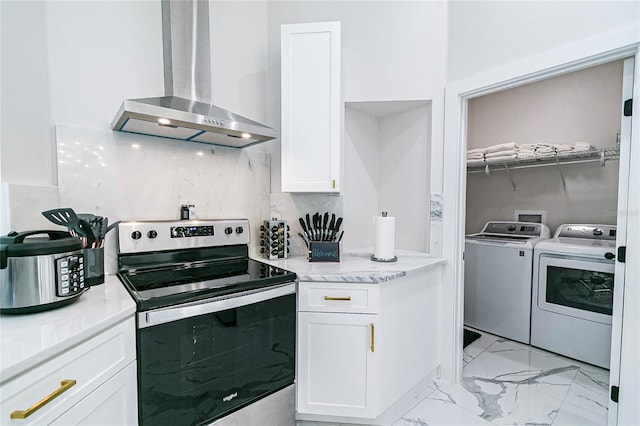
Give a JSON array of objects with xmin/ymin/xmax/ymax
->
[
  {"xmin": 257, "ymin": 249, "xmax": 446, "ymax": 283},
  {"xmin": 0, "ymin": 276, "xmax": 136, "ymax": 383}
]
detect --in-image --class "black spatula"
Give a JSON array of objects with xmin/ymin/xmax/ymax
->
[{"xmin": 42, "ymin": 208, "xmax": 86, "ymax": 240}]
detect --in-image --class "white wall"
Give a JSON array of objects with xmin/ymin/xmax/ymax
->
[
  {"xmin": 0, "ymin": 1, "xmax": 163, "ymax": 186},
  {"xmin": 209, "ymin": 1, "xmax": 272, "ymax": 131},
  {"xmin": 465, "ymin": 60, "xmax": 623, "ymax": 234},
  {"xmin": 344, "ymin": 101, "xmax": 431, "ymax": 252},
  {"xmin": 343, "ymin": 107, "xmax": 381, "ymax": 251},
  {"xmin": 266, "ymin": 1, "xmax": 447, "ymax": 254},
  {"xmin": 447, "ymin": 0, "xmax": 640, "ymax": 82},
  {"xmin": 0, "ymin": 1, "xmax": 273, "ymax": 241}
]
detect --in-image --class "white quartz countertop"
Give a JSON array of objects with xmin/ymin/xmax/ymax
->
[
  {"xmin": 0, "ymin": 276, "xmax": 135, "ymax": 383},
  {"xmin": 257, "ymin": 249, "xmax": 446, "ymax": 283}
]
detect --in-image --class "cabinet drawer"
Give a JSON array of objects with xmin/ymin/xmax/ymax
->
[
  {"xmin": 298, "ymin": 282, "xmax": 379, "ymax": 313},
  {"xmin": 0, "ymin": 318, "xmax": 135, "ymax": 425}
]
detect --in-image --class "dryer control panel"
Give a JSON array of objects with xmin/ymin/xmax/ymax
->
[{"xmin": 555, "ymin": 224, "xmax": 616, "ymax": 240}]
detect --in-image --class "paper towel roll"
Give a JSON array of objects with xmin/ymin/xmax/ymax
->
[{"xmin": 373, "ymin": 215, "xmax": 395, "ymax": 260}]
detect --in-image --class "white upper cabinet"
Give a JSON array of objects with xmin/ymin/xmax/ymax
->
[{"xmin": 281, "ymin": 22, "xmax": 341, "ymax": 193}]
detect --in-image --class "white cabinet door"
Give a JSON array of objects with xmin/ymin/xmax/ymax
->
[
  {"xmin": 281, "ymin": 22, "xmax": 341, "ymax": 193},
  {"xmin": 50, "ymin": 362, "xmax": 138, "ymax": 426},
  {"xmin": 297, "ymin": 312, "xmax": 379, "ymax": 418}
]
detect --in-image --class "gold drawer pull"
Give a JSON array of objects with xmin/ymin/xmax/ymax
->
[
  {"xmin": 324, "ymin": 296, "xmax": 351, "ymax": 301},
  {"xmin": 11, "ymin": 379, "xmax": 77, "ymax": 419},
  {"xmin": 371, "ymin": 323, "xmax": 375, "ymax": 352}
]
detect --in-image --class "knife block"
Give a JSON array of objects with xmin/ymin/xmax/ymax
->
[{"xmin": 308, "ymin": 241, "xmax": 340, "ymax": 262}]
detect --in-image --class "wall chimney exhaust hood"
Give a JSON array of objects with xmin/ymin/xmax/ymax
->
[{"xmin": 111, "ymin": 0, "xmax": 276, "ymax": 148}]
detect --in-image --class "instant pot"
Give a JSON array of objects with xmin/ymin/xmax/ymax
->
[{"xmin": 0, "ymin": 230, "xmax": 87, "ymax": 314}]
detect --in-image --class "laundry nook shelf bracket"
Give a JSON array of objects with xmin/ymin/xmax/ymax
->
[
  {"xmin": 503, "ymin": 163, "xmax": 517, "ymax": 191},
  {"xmin": 554, "ymin": 157, "xmax": 567, "ymax": 190}
]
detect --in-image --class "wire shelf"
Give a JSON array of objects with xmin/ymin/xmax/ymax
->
[
  {"xmin": 467, "ymin": 146, "xmax": 620, "ymax": 172},
  {"xmin": 466, "ymin": 146, "xmax": 620, "ymax": 191}
]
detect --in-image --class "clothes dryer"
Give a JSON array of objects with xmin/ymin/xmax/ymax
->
[
  {"xmin": 464, "ymin": 221, "xmax": 550, "ymax": 344},
  {"xmin": 531, "ymin": 224, "xmax": 616, "ymax": 369}
]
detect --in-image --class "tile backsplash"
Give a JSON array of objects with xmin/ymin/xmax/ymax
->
[{"xmin": 55, "ymin": 124, "xmax": 271, "ymax": 273}]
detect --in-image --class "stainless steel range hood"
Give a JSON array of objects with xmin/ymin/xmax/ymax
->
[{"xmin": 111, "ymin": 0, "xmax": 276, "ymax": 148}]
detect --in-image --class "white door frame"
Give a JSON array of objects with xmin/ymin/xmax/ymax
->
[{"xmin": 439, "ymin": 23, "xmax": 640, "ymax": 423}]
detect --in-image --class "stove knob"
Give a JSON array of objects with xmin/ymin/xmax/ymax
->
[
  {"xmin": 507, "ymin": 224, "xmax": 516, "ymax": 232},
  {"xmin": 131, "ymin": 231, "xmax": 142, "ymax": 240},
  {"xmin": 225, "ymin": 227, "xmax": 233, "ymax": 235},
  {"xmin": 236, "ymin": 226, "xmax": 244, "ymax": 234},
  {"xmin": 593, "ymin": 228, "xmax": 603, "ymax": 236},
  {"xmin": 147, "ymin": 230, "xmax": 158, "ymax": 239}
]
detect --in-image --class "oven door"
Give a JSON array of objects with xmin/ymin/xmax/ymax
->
[
  {"xmin": 136, "ymin": 283, "xmax": 296, "ymax": 426},
  {"xmin": 537, "ymin": 254, "xmax": 614, "ymax": 325}
]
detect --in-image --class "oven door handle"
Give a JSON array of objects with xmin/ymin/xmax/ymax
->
[{"xmin": 139, "ymin": 282, "xmax": 296, "ymax": 328}]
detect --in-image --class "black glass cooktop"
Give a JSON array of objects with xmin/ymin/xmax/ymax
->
[{"xmin": 118, "ymin": 258, "xmax": 296, "ymax": 311}]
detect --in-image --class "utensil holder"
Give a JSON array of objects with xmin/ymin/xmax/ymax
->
[
  {"xmin": 83, "ymin": 247, "xmax": 104, "ymax": 286},
  {"xmin": 308, "ymin": 241, "xmax": 340, "ymax": 262}
]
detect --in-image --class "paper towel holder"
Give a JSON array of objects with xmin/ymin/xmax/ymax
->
[{"xmin": 371, "ymin": 211, "xmax": 397, "ymax": 262}]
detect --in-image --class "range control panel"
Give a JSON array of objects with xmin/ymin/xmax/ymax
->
[
  {"xmin": 118, "ymin": 219, "xmax": 251, "ymax": 254},
  {"xmin": 260, "ymin": 220, "xmax": 290, "ymax": 260},
  {"xmin": 171, "ymin": 225, "xmax": 214, "ymax": 238},
  {"xmin": 56, "ymin": 254, "xmax": 85, "ymax": 296}
]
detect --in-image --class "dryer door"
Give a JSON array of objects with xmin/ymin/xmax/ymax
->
[{"xmin": 537, "ymin": 254, "xmax": 614, "ymax": 325}]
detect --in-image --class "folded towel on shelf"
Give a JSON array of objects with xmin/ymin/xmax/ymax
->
[
  {"xmin": 485, "ymin": 153, "xmax": 518, "ymax": 162},
  {"xmin": 572, "ymin": 142, "xmax": 592, "ymax": 151},
  {"xmin": 485, "ymin": 150, "xmax": 516, "ymax": 159},
  {"xmin": 555, "ymin": 144, "xmax": 573, "ymax": 153},
  {"xmin": 467, "ymin": 148, "xmax": 487, "ymax": 155},
  {"xmin": 467, "ymin": 153, "xmax": 485, "ymax": 160},
  {"xmin": 467, "ymin": 158, "xmax": 486, "ymax": 165},
  {"xmin": 535, "ymin": 146, "xmax": 556, "ymax": 155},
  {"xmin": 517, "ymin": 143, "xmax": 538, "ymax": 151},
  {"xmin": 486, "ymin": 142, "xmax": 519, "ymax": 154},
  {"xmin": 517, "ymin": 152, "xmax": 536, "ymax": 159}
]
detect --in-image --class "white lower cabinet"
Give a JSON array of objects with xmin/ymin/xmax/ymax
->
[
  {"xmin": 50, "ymin": 362, "xmax": 137, "ymax": 425},
  {"xmin": 296, "ymin": 268, "xmax": 443, "ymax": 424},
  {"xmin": 297, "ymin": 311, "xmax": 379, "ymax": 418},
  {"xmin": 0, "ymin": 318, "xmax": 137, "ymax": 425}
]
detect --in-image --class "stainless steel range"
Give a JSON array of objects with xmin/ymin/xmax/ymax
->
[{"xmin": 116, "ymin": 219, "xmax": 296, "ymax": 426}]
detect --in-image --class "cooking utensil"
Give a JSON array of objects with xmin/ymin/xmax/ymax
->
[
  {"xmin": 42, "ymin": 208, "xmax": 86, "ymax": 238},
  {"xmin": 78, "ymin": 219, "xmax": 96, "ymax": 248}
]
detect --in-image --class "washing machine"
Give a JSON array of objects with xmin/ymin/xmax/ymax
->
[
  {"xmin": 464, "ymin": 221, "xmax": 550, "ymax": 344},
  {"xmin": 531, "ymin": 224, "xmax": 616, "ymax": 369}
]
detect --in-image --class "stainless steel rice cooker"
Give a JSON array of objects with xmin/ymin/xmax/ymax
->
[{"xmin": 0, "ymin": 230, "xmax": 87, "ymax": 314}]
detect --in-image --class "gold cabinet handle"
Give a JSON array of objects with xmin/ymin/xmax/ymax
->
[
  {"xmin": 324, "ymin": 296, "xmax": 351, "ymax": 301},
  {"xmin": 332, "ymin": 179, "xmax": 336, "ymax": 189},
  {"xmin": 371, "ymin": 323, "xmax": 375, "ymax": 352},
  {"xmin": 11, "ymin": 379, "xmax": 77, "ymax": 419}
]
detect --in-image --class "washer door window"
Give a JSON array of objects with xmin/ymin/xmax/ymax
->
[{"xmin": 537, "ymin": 255, "xmax": 614, "ymax": 325}]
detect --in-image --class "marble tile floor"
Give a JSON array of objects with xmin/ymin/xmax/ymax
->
[{"xmin": 394, "ymin": 328, "xmax": 610, "ymax": 426}]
